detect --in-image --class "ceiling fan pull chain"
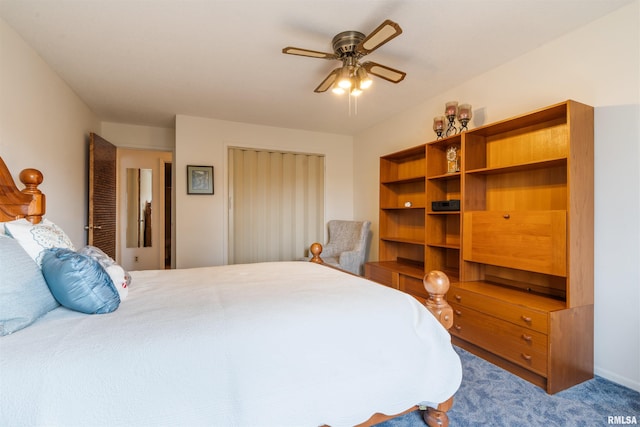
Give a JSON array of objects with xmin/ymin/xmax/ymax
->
[{"xmin": 354, "ymin": 94, "xmax": 358, "ymax": 116}]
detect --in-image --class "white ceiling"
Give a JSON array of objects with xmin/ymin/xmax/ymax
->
[{"xmin": 0, "ymin": 0, "xmax": 632, "ymax": 135}]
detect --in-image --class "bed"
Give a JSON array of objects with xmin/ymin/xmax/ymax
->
[{"xmin": 0, "ymin": 156, "xmax": 462, "ymax": 427}]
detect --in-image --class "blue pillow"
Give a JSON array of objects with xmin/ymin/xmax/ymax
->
[
  {"xmin": 41, "ymin": 248, "xmax": 120, "ymax": 314},
  {"xmin": 0, "ymin": 235, "xmax": 60, "ymax": 335}
]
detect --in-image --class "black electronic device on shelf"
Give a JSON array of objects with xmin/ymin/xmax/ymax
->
[{"xmin": 431, "ymin": 200, "xmax": 460, "ymax": 211}]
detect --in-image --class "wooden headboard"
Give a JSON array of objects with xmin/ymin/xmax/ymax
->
[{"xmin": 0, "ymin": 156, "xmax": 45, "ymax": 224}]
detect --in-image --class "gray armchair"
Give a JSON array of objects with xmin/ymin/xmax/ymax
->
[{"xmin": 319, "ymin": 220, "xmax": 371, "ymax": 275}]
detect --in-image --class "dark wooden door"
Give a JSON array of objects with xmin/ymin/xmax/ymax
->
[{"xmin": 88, "ymin": 133, "xmax": 117, "ymax": 259}]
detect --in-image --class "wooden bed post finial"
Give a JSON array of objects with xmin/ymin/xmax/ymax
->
[
  {"xmin": 19, "ymin": 168, "xmax": 45, "ymax": 224},
  {"xmin": 0, "ymin": 157, "xmax": 45, "ymax": 224},
  {"xmin": 19, "ymin": 168, "xmax": 43, "ymax": 191},
  {"xmin": 423, "ymin": 270, "xmax": 453, "ymax": 330},
  {"xmin": 309, "ymin": 242, "xmax": 324, "ymax": 264}
]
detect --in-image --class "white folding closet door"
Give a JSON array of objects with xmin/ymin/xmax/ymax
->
[{"xmin": 228, "ymin": 147, "xmax": 324, "ymax": 264}]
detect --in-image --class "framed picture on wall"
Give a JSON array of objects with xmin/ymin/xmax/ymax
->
[{"xmin": 187, "ymin": 165, "xmax": 214, "ymax": 195}]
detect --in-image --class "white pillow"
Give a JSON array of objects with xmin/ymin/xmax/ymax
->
[
  {"xmin": 104, "ymin": 264, "xmax": 129, "ymax": 300},
  {"xmin": 5, "ymin": 219, "xmax": 75, "ymax": 267},
  {"xmin": 78, "ymin": 245, "xmax": 130, "ymax": 300}
]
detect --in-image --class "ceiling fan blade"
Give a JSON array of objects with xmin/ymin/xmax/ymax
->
[
  {"xmin": 314, "ymin": 68, "xmax": 341, "ymax": 93},
  {"xmin": 362, "ymin": 61, "xmax": 406, "ymax": 83},
  {"xmin": 356, "ymin": 19, "xmax": 402, "ymax": 55},
  {"xmin": 282, "ymin": 47, "xmax": 337, "ymax": 60}
]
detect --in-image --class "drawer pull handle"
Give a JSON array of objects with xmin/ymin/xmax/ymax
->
[
  {"xmin": 454, "ymin": 295, "xmax": 462, "ymax": 301},
  {"xmin": 521, "ymin": 353, "xmax": 532, "ymax": 361},
  {"xmin": 521, "ymin": 334, "xmax": 532, "ymax": 342},
  {"xmin": 503, "ymin": 213, "xmax": 510, "ymax": 219},
  {"xmin": 454, "ymin": 325, "xmax": 462, "ymax": 331},
  {"xmin": 454, "ymin": 310, "xmax": 462, "ymax": 316},
  {"xmin": 521, "ymin": 315, "xmax": 532, "ymax": 323}
]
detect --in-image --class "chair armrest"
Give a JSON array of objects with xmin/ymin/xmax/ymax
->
[{"xmin": 338, "ymin": 250, "xmax": 361, "ymax": 274}]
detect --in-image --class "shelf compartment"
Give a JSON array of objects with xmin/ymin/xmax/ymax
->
[
  {"xmin": 380, "ymin": 208, "xmax": 425, "ymax": 242},
  {"xmin": 380, "ymin": 179, "xmax": 425, "ymax": 208},
  {"xmin": 379, "ymin": 240, "xmax": 425, "ymax": 266},
  {"xmin": 465, "ymin": 116, "xmax": 569, "ymax": 172},
  {"xmin": 426, "ymin": 212, "xmax": 460, "ymax": 248},
  {"xmin": 464, "ymin": 164, "xmax": 567, "ymax": 212},
  {"xmin": 425, "ymin": 245, "xmax": 460, "ymax": 280},
  {"xmin": 426, "ymin": 135, "xmax": 462, "ymax": 178},
  {"xmin": 465, "ymin": 102, "xmax": 568, "ymax": 138},
  {"xmin": 427, "ymin": 175, "xmax": 460, "ymax": 206},
  {"xmin": 380, "ymin": 145, "xmax": 426, "ymax": 182}
]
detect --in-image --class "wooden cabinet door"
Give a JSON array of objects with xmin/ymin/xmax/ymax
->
[{"xmin": 463, "ymin": 210, "xmax": 567, "ymax": 276}]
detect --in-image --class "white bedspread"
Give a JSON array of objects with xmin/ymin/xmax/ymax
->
[{"xmin": 0, "ymin": 261, "xmax": 461, "ymax": 427}]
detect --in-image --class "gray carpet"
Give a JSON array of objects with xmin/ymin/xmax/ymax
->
[{"xmin": 377, "ymin": 346, "xmax": 640, "ymax": 427}]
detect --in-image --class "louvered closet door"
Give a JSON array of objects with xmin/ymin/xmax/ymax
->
[
  {"xmin": 88, "ymin": 133, "xmax": 117, "ymax": 259},
  {"xmin": 228, "ymin": 147, "xmax": 324, "ymax": 264}
]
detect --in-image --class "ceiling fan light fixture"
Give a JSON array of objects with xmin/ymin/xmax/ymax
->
[
  {"xmin": 331, "ymin": 83, "xmax": 346, "ymax": 95},
  {"xmin": 356, "ymin": 67, "xmax": 373, "ymax": 89},
  {"xmin": 337, "ymin": 66, "xmax": 352, "ymax": 89}
]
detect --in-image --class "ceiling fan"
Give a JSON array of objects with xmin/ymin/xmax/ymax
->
[{"xmin": 282, "ymin": 19, "xmax": 406, "ymax": 95}]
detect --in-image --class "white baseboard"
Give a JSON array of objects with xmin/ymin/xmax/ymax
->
[{"xmin": 595, "ymin": 366, "xmax": 640, "ymax": 392}]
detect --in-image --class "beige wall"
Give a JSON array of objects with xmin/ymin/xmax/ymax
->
[
  {"xmin": 0, "ymin": 17, "xmax": 100, "ymax": 247},
  {"xmin": 175, "ymin": 115, "xmax": 354, "ymax": 268},
  {"xmin": 101, "ymin": 121, "xmax": 175, "ymax": 151},
  {"xmin": 353, "ymin": 2, "xmax": 640, "ymax": 391}
]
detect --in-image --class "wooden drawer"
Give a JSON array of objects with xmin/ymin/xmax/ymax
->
[
  {"xmin": 450, "ymin": 303, "xmax": 548, "ymax": 376},
  {"xmin": 399, "ymin": 274, "xmax": 429, "ymax": 300},
  {"xmin": 365, "ymin": 264, "xmax": 397, "ymax": 288},
  {"xmin": 463, "ymin": 210, "xmax": 567, "ymax": 276},
  {"xmin": 448, "ymin": 286, "xmax": 549, "ymax": 334}
]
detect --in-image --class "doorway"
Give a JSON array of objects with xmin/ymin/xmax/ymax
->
[{"xmin": 117, "ymin": 148, "xmax": 172, "ymax": 271}]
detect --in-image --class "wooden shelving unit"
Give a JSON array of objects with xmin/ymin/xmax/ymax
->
[
  {"xmin": 377, "ymin": 144, "xmax": 426, "ymax": 277},
  {"xmin": 365, "ymin": 100, "xmax": 594, "ymax": 393}
]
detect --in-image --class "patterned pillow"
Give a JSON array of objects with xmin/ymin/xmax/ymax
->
[
  {"xmin": 41, "ymin": 248, "xmax": 120, "ymax": 315},
  {"xmin": 0, "ymin": 235, "xmax": 60, "ymax": 335},
  {"xmin": 5, "ymin": 219, "xmax": 75, "ymax": 267},
  {"xmin": 78, "ymin": 245, "xmax": 130, "ymax": 300}
]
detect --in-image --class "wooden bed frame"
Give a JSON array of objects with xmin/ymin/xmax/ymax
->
[
  {"xmin": 0, "ymin": 157, "xmax": 45, "ymax": 224},
  {"xmin": 0, "ymin": 155, "xmax": 456, "ymax": 427},
  {"xmin": 311, "ymin": 243, "xmax": 455, "ymax": 427}
]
